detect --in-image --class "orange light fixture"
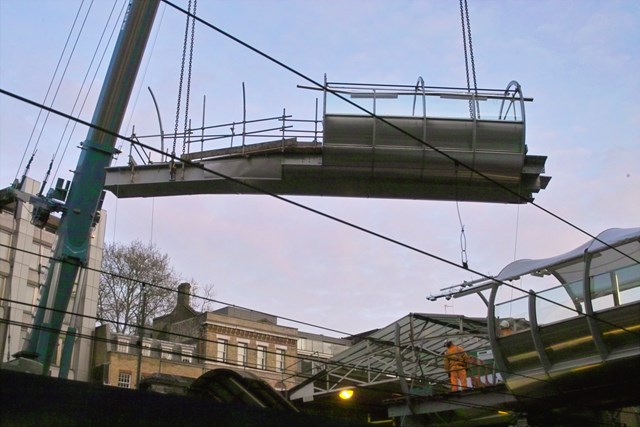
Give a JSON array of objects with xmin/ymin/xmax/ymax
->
[{"xmin": 338, "ymin": 389, "xmax": 354, "ymax": 400}]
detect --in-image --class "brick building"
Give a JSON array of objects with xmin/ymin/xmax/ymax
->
[{"xmin": 91, "ymin": 283, "xmax": 350, "ymax": 392}]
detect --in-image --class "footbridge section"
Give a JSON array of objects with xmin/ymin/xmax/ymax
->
[{"xmin": 104, "ymin": 81, "xmax": 550, "ymax": 204}]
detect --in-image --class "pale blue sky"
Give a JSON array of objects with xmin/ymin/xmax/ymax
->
[{"xmin": 1, "ymin": 0, "xmax": 638, "ymax": 336}]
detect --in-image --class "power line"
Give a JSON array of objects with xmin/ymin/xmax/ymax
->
[
  {"xmin": 15, "ymin": 0, "xmax": 88, "ymax": 182},
  {"xmin": 3, "ymin": 298, "xmax": 636, "ymax": 419},
  {"xmin": 51, "ymin": 0, "xmax": 128, "ymax": 190},
  {"xmin": 0, "ymin": 240, "xmax": 351, "ymax": 337},
  {"xmin": 159, "ymin": 0, "xmax": 637, "ymax": 266},
  {"xmin": 1, "ymin": 90, "xmax": 637, "ymax": 342},
  {"xmin": 3, "ymin": 233, "xmax": 638, "ymax": 410}
]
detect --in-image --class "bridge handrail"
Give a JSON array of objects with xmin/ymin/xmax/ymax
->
[{"xmin": 317, "ymin": 79, "xmax": 531, "ymax": 122}]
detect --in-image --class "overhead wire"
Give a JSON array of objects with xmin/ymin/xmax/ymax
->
[
  {"xmin": 0, "ymin": 4, "xmax": 636, "ymax": 419},
  {"xmin": 1, "ymin": 1, "xmax": 633, "ymax": 414},
  {"xmin": 50, "ymin": 0, "xmax": 126, "ymax": 191},
  {"xmin": 3, "ymin": 295, "xmax": 635, "ymax": 419},
  {"xmin": 4, "ymin": 236, "xmax": 637, "ymax": 399},
  {"xmin": 29, "ymin": 0, "xmax": 96, "ymax": 191},
  {"xmin": 158, "ymin": 0, "xmax": 637, "ymax": 266},
  {"xmin": 14, "ymin": 0, "xmax": 87, "ymax": 183},
  {"xmin": 1, "ymin": 89, "xmax": 638, "ymax": 342}
]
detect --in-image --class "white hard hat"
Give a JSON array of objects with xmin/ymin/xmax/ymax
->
[{"xmin": 500, "ymin": 320, "xmax": 510, "ymax": 328}]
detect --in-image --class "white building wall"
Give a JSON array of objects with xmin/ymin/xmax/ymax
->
[{"xmin": 0, "ymin": 177, "xmax": 105, "ymax": 381}]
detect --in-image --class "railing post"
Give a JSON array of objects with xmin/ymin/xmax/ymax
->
[{"xmin": 281, "ymin": 108, "xmax": 286, "ymax": 150}]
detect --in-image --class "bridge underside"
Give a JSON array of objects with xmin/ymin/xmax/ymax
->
[{"xmin": 105, "ymin": 148, "xmax": 549, "ymax": 204}]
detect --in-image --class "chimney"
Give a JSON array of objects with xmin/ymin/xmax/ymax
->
[{"xmin": 177, "ymin": 282, "xmax": 191, "ymax": 308}]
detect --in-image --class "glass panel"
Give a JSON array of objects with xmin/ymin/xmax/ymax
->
[
  {"xmin": 536, "ymin": 285, "xmax": 583, "ymax": 326},
  {"xmin": 237, "ymin": 343, "xmax": 247, "ymax": 366},
  {"xmin": 275, "ymin": 349, "xmax": 285, "ymax": 373},
  {"xmin": 495, "ymin": 294, "xmax": 530, "ymax": 333},
  {"xmin": 322, "ymin": 342, "xmax": 333, "ymax": 355},
  {"xmin": 257, "ymin": 346, "xmax": 267, "ymax": 370},
  {"xmin": 617, "ymin": 264, "xmax": 640, "ymax": 305},
  {"xmin": 591, "ymin": 273, "xmax": 614, "ymax": 311},
  {"xmin": 217, "ymin": 339, "xmax": 227, "ymax": 362}
]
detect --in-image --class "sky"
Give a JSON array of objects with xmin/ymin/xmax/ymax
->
[{"xmin": 1, "ymin": 0, "xmax": 638, "ymax": 338}]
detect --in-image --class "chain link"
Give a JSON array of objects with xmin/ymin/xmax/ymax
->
[
  {"xmin": 464, "ymin": 0, "xmax": 479, "ymax": 118},
  {"xmin": 182, "ymin": 0, "xmax": 197, "ymax": 156},
  {"xmin": 459, "ymin": 0, "xmax": 472, "ymax": 119},
  {"xmin": 171, "ymin": 0, "xmax": 192, "ymax": 159}
]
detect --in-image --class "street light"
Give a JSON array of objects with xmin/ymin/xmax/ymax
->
[{"xmin": 338, "ymin": 389, "xmax": 354, "ymax": 400}]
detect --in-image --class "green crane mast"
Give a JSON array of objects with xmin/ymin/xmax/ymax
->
[{"xmin": 21, "ymin": 0, "xmax": 159, "ymax": 375}]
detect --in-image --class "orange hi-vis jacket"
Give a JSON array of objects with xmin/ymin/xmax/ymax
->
[{"xmin": 444, "ymin": 345, "xmax": 469, "ymax": 371}]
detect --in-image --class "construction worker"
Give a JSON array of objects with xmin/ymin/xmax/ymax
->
[
  {"xmin": 444, "ymin": 340, "xmax": 469, "ymax": 392},
  {"xmin": 499, "ymin": 319, "xmax": 513, "ymax": 336}
]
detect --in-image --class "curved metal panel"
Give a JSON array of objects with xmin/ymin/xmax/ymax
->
[
  {"xmin": 583, "ymin": 253, "xmax": 609, "ymax": 361},
  {"xmin": 527, "ymin": 291, "xmax": 551, "ymax": 372}
]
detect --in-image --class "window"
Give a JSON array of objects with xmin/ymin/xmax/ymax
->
[
  {"xmin": 117, "ymin": 338, "xmax": 129, "ymax": 353},
  {"xmin": 0, "ymin": 276, "xmax": 6, "ymax": 302},
  {"xmin": 53, "ymin": 337, "xmax": 64, "ymax": 367},
  {"xmin": 217, "ymin": 339, "xmax": 228, "ymax": 363},
  {"xmin": 237, "ymin": 342, "xmax": 248, "ymax": 366},
  {"xmin": 117, "ymin": 371, "xmax": 131, "ymax": 388},
  {"xmin": 161, "ymin": 343, "xmax": 173, "ymax": 360},
  {"xmin": 275, "ymin": 348, "xmax": 285, "ymax": 373},
  {"xmin": 142, "ymin": 340, "xmax": 151, "ymax": 357},
  {"xmin": 182, "ymin": 348, "xmax": 193, "ymax": 363},
  {"xmin": 28, "ymin": 284, "xmax": 39, "ymax": 314},
  {"xmin": 0, "ymin": 230, "xmax": 11, "ymax": 260},
  {"xmin": 257, "ymin": 345, "xmax": 267, "ymax": 370}
]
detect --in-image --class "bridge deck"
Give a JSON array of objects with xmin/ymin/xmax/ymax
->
[{"xmin": 105, "ymin": 115, "xmax": 549, "ymax": 203}]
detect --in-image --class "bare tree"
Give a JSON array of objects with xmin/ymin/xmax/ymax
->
[
  {"xmin": 98, "ymin": 240, "xmax": 180, "ymax": 334},
  {"xmin": 188, "ymin": 278, "xmax": 216, "ymax": 312}
]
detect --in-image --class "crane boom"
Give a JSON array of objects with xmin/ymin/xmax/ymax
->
[{"xmin": 23, "ymin": 0, "xmax": 159, "ymax": 375}]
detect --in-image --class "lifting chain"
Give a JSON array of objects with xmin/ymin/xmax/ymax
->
[
  {"xmin": 171, "ymin": 0, "xmax": 193, "ymax": 162},
  {"xmin": 459, "ymin": 0, "xmax": 479, "ymax": 119},
  {"xmin": 182, "ymin": 0, "xmax": 197, "ymax": 156}
]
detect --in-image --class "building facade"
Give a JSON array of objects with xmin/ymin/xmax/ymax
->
[
  {"xmin": 92, "ymin": 283, "xmax": 352, "ymax": 392},
  {"xmin": 0, "ymin": 177, "xmax": 106, "ymax": 381}
]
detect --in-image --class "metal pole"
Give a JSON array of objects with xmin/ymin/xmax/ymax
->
[{"xmin": 136, "ymin": 283, "xmax": 147, "ymax": 388}]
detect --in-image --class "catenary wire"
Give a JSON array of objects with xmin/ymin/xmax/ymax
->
[
  {"xmin": 29, "ymin": 0, "xmax": 96, "ymax": 186},
  {"xmin": 159, "ymin": 0, "xmax": 637, "ymax": 265},
  {"xmin": 50, "ymin": 0, "xmax": 126, "ymax": 192},
  {"xmin": 1, "ymin": 89, "xmax": 638, "ymax": 341},
  {"xmin": 0, "ymin": 240, "xmax": 351, "ymax": 337},
  {"xmin": 1, "ymin": 220, "xmax": 635, "ymax": 411},
  {"xmin": 0, "ymin": 238, "xmax": 624, "ymax": 395},
  {"xmin": 0, "ymin": 1, "xmax": 636, "ymax": 408},
  {"xmin": 15, "ymin": 0, "xmax": 88, "ymax": 181},
  {"xmin": 3, "ymin": 233, "xmax": 638, "ymax": 402},
  {"xmin": 1, "ymin": 5, "xmax": 636, "ymax": 422},
  {"xmin": 4, "ymin": 297, "xmax": 635, "ymax": 419}
]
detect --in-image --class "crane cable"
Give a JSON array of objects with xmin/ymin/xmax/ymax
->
[
  {"xmin": 459, "ymin": 0, "xmax": 479, "ymax": 119},
  {"xmin": 49, "ymin": 0, "xmax": 125, "ymax": 195},
  {"xmin": 182, "ymin": 0, "xmax": 197, "ymax": 156},
  {"xmin": 456, "ymin": 0, "xmax": 479, "ymax": 269},
  {"xmin": 15, "ymin": 0, "xmax": 89, "ymax": 184},
  {"xmin": 170, "ymin": 0, "xmax": 193, "ymax": 179}
]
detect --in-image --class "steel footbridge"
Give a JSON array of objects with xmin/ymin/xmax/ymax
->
[{"xmin": 104, "ymin": 80, "xmax": 550, "ymax": 204}]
